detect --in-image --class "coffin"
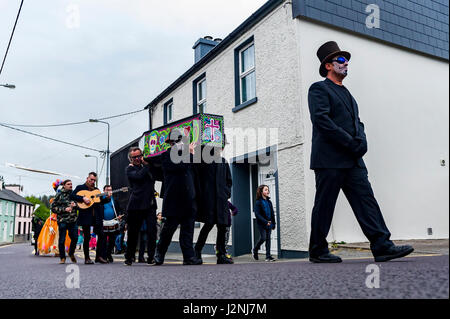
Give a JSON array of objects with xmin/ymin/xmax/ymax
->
[{"xmin": 141, "ymin": 113, "xmax": 224, "ymax": 159}]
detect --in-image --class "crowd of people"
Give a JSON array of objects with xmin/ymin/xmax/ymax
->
[{"xmin": 32, "ymin": 131, "xmax": 279, "ymax": 266}]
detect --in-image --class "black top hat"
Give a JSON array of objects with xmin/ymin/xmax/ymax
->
[
  {"xmin": 166, "ymin": 128, "xmax": 183, "ymax": 143},
  {"xmin": 317, "ymin": 41, "xmax": 351, "ymax": 77}
]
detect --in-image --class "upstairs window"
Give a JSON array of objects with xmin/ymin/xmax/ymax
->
[
  {"xmin": 233, "ymin": 36, "xmax": 257, "ymax": 113},
  {"xmin": 197, "ymin": 78, "xmax": 207, "ymax": 113},
  {"xmin": 164, "ymin": 99, "xmax": 174, "ymax": 125},
  {"xmin": 240, "ymin": 43, "xmax": 256, "ymax": 103},
  {"xmin": 193, "ymin": 73, "xmax": 206, "ymax": 115}
]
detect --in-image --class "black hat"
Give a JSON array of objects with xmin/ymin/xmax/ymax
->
[
  {"xmin": 166, "ymin": 129, "xmax": 183, "ymax": 143},
  {"xmin": 317, "ymin": 41, "xmax": 351, "ymax": 77}
]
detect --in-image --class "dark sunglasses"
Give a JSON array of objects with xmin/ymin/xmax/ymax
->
[
  {"xmin": 331, "ymin": 56, "xmax": 348, "ymax": 64},
  {"xmin": 131, "ymin": 155, "xmax": 143, "ymax": 159}
]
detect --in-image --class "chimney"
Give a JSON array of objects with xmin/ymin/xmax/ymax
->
[{"xmin": 193, "ymin": 36, "xmax": 219, "ymax": 63}]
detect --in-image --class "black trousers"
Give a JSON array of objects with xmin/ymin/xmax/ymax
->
[
  {"xmin": 195, "ymin": 223, "xmax": 227, "ymax": 256},
  {"xmin": 157, "ymin": 215, "xmax": 195, "ymax": 261},
  {"xmin": 309, "ymin": 167, "xmax": 394, "ymax": 257},
  {"xmin": 104, "ymin": 231, "xmax": 118, "ymax": 259},
  {"xmin": 81, "ymin": 225, "xmax": 91, "ymax": 260},
  {"xmin": 125, "ymin": 209, "xmax": 157, "ymax": 262},
  {"xmin": 58, "ymin": 222, "xmax": 78, "ymax": 259},
  {"xmin": 254, "ymin": 225, "xmax": 272, "ymax": 258}
]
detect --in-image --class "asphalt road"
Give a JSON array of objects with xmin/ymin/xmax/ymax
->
[{"xmin": 0, "ymin": 243, "xmax": 448, "ymax": 299}]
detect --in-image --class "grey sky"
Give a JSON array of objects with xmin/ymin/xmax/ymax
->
[{"xmin": 0, "ymin": 0, "xmax": 267, "ymax": 197}]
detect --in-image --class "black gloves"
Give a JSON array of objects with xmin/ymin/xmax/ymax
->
[{"xmin": 349, "ymin": 136, "xmax": 368, "ymax": 158}]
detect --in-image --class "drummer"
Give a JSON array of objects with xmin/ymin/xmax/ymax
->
[{"xmin": 101, "ymin": 185, "xmax": 123, "ymax": 263}]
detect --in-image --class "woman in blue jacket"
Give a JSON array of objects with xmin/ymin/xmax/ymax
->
[{"xmin": 252, "ymin": 185, "xmax": 276, "ymax": 262}]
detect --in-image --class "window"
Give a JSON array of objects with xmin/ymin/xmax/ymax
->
[
  {"xmin": 240, "ymin": 44, "xmax": 256, "ymax": 103},
  {"xmin": 18, "ymin": 222, "xmax": 21, "ymax": 235},
  {"xmin": 233, "ymin": 36, "xmax": 257, "ymax": 113},
  {"xmin": 164, "ymin": 99, "xmax": 174, "ymax": 125},
  {"xmin": 193, "ymin": 73, "xmax": 207, "ymax": 114},
  {"xmin": 197, "ymin": 79, "xmax": 207, "ymax": 113}
]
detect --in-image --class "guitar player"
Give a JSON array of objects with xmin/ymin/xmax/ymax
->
[{"xmin": 72, "ymin": 172, "xmax": 112, "ymax": 264}]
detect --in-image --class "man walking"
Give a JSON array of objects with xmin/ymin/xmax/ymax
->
[
  {"xmin": 124, "ymin": 147, "xmax": 158, "ymax": 266},
  {"xmin": 72, "ymin": 172, "xmax": 110, "ymax": 264},
  {"xmin": 307, "ymin": 41, "xmax": 414, "ymax": 263},
  {"xmin": 195, "ymin": 145, "xmax": 234, "ymax": 264},
  {"xmin": 51, "ymin": 180, "xmax": 78, "ymax": 264},
  {"xmin": 154, "ymin": 130, "xmax": 202, "ymax": 266}
]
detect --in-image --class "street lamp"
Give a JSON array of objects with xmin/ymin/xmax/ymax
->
[
  {"xmin": 89, "ymin": 119, "xmax": 110, "ymax": 185},
  {"xmin": 0, "ymin": 83, "xmax": 15, "ymax": 89},
  {"xmin": 84, "ymin": 154, "xmax": 99, "ymax": 186}
]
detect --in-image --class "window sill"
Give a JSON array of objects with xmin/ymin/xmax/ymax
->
[{"xmin": 232, "ymin": 97, "xmax": 258, "ymax": 113}]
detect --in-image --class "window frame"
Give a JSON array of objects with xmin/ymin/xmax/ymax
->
[
  {"xmin": 239, "ymin": 42, "xmax": 256, "ymax": 103},
  {"xmin": 192, "ymin": 72, "xmax": 207, "ymax": 115},
  {"xmin": 163, "ymin": 98, "xmax": 174, "ymax": 125},
  {"xmin": 233, "ymin": 36, "xmax": 258, "ymax": 113}
]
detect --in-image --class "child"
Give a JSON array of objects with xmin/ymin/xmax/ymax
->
[
  {"xmin": 252, "ymin": 185, "xmax": 276, "ymax": 262},
  {"xmin": 77, "ymin": 228, "xmax": 84, "ymax": 250},
  {"xmin": 89, "ymin": 233, "xmax": 97, "ymax": 250}
]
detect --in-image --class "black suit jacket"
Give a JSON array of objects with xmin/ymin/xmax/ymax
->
[
  {"xmin": 308, "ymin": 78, "xmax": 367, "ymax": 169},
  {"xmin": 125, "ymin": 164, "xmax": 157, "ymax": 212},
  {"xmin": 161, "ymin": 146, "xmax": 199, "ymax": 218}
]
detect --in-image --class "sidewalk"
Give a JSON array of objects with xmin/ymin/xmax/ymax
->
[{"xmin": 336, "ymin": 239, "xmax": 449, "ymax": 255}]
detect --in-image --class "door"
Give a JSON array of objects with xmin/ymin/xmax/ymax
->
[
  {"xmin": 250, "ymin": 161, "xmax": 278, "ymax": 257},
  {"xmin": 2, "ymin": 221, "xmax": 7, "ymax": 242},
  {"xmin": 257, "ymin": 165, "xmax": 278, "ymax": 256}
]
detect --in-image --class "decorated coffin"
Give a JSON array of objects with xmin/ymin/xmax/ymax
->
[{"xmin": 141, "ymin": 113, "xmax": 224, "ymax": 159}]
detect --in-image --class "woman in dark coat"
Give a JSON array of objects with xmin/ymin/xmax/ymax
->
[{"xmin": 194, "ymin": 145, "xmax": 233, "ymax": 264}]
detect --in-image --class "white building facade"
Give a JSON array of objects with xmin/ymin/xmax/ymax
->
[{"xmin": 128, "ymin": 0, "xmax": 448, "ymax": 257}]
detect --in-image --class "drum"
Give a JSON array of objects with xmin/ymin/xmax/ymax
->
[{"xmin": 103, "ymin": 219, "xmax": 119, "ymax": 233}]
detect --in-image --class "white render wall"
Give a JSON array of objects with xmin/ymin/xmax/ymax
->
[
  {"xmin": 150, "ymin": 2, "xmax": 310, "ymax": 251},
  {"xmin": 295, "ymin": 18, "xmax": 449, "ymax": 243}
]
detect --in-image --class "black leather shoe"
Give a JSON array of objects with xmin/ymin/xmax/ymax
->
[
  {"xmin": 106, "ymin": 255, "xmax": 114, "ymax": 263},
  {"xmin": 183, "ymin": 257, "xmax": 203, "ymax": 265},
  {"xmin": 252, "ymin": 249, "xmax": 259, "ymax": 261},
  {"xmin": 124, "ymin": 259, "xmax": 132, "ymax": 266},
  {"xmin": 309, "ymin": 253, "xmax": 342, "ymax": 263},
  {"xmin": 217, "ymin": 255, "xmax": 234, "ymax": 264},
  {"xmin": 374, "ymin": 245, "xmax": 414, "ymax": 262},
  {"xmin": 154, "ymin": 253, "xmax": 164, "ymax": 266},
  {"xmin": 194, "ymin": 249, "xmax": 202, "ymax": 261},
  {"xmin": 95, "ymin": 257, "xmax": 108, "ymax": 264},
  {"xmin": 85, "ymin": 259, "xmax": 94, "ymax": 265}
]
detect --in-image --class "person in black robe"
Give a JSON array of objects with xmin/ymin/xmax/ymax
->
[
  {"xmin": 154, "ymin": 130, "xmax": 202, "ymax": 266},
  {"xmin": 194, "ymin": 145, "xmax": 233, "ymax": 264}
]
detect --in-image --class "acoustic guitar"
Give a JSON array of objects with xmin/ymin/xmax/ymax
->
[{"xmin": 76, "ymin": 187, "xmax": 128, "ymax": 209}]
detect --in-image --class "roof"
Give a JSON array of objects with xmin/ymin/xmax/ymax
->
[
  {"xmin": 0, "ymin": 189, "xmax": 33, "ymax": 206},
  {"xmin": 144, "ymin": 0, "xmax": 284, "ymax": 110},
  {"xmin": 292, "ymin": 0, "xmax": 449, "ymax": 61}
]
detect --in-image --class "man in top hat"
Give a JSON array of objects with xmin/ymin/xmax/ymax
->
[{"xmin": 307, "ymin": 41, "xmax": 414, "ymax": 263}]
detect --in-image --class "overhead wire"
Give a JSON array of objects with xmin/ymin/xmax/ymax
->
[
  {"xmin": 0, "ymin": 0, "xmax": 24, "ymax": 77},
  {"xmin": 0, "ymin": 108, "xmax": 145, "ymax": 128},
  {"xmin": 0, "ymin": 123, "xmax": 102, "ymax": 152}
]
